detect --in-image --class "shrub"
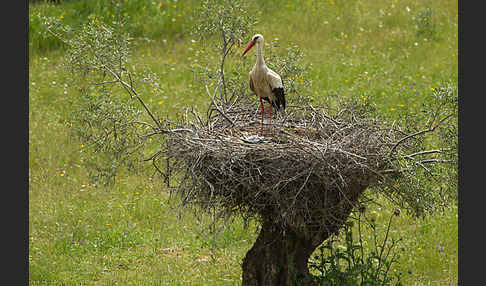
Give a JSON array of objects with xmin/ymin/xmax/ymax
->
[{"xmin": 310, "ymin": 211, "xmax": 405, "ymax": 286}]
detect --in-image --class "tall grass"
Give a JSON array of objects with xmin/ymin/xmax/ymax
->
[{"xmin": 29, "ymin": 0, "xmax": 458, "ymax": 284}]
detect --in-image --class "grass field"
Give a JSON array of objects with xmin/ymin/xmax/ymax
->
[{"xmin": 29, "ymin": 0, "xmax": 458, "ymax": 285}]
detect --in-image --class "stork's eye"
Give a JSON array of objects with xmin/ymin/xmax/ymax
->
[{"xmin": 253, "ymin": 36, "xmax": 260, "ymax": 41}]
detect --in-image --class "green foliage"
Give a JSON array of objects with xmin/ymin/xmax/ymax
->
[
  {"xmin": 70, "ymin": 88, "xmax": 147, "ymax": 184},
  {"xmin": 55, "ymin": 20, "xmax": 152, "ymax": 185},
  {"xmin": 60, "ymin": 19, "xmax": 131, "ymax": 77},
  {"xmin": 383, "ymin": 83, "xmax": 458, "ymax": 216},
  {"xmin": 311, "ymin": 212, "xmax": 405, "ymax": 286},
  {"xmin": 190, "ymin": 0, "xmax": 256, "ymax": 107},
  {"xmin": 264, "ymin": 40, "xmax": 313, "ymax": 100},
  {"xmin": 193, "ymin": 0, "xmax": 254, "ymax": 47}
]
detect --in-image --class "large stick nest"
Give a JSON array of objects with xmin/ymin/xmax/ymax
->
[{"xmin": 155, "ymin": 95, "xmax": 448, "ymax": 235}]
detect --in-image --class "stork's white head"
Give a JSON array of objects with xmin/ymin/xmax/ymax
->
[
  {"xmin": 242, "ymin": 34, "xmax": 264, "ymax": 56},
  {"xmin": 252, "ymin": 34, "xmax": 264, "ymax": 44}
]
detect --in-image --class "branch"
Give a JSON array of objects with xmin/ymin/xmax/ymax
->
[
  {"xmin": 102, "ymin": 65, "xmax": 162, "ymax": 130},
  {"xmin": 205, "ymin": 83, "xmax": 235, "ymax": 126},
  {"xmin": 417, "ymin": 159, "xmax": 454, "ymax": 164},
  {"xmin": 403, "ymin": 149, "xmax": 443, "ymax": 159},
  {"xmin": 388, "ymin": 113, "xmax": 453, "ymax": 157},
  {"xmin": 46, "ymin": 27, "xmax": 72, "ymax": 48},
  {"xmin": 93, "ymin": 80, "xmax": 119, "ymax": 86}
]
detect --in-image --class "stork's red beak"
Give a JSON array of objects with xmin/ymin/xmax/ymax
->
[{"xmin": 241, "ymin": 41, "xmax": 255, "ymax": 56}]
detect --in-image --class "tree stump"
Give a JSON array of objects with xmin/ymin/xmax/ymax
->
[{"xmin": 242, "ymin": 182, "xmax": 365, "ymax": 286}]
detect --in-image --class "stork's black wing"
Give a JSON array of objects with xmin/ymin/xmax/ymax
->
[
  {"xmin": 262, "ymin": 86, "xmax": 286, "ymax": 111},
  {"xmin": 271, "ymin": 86, "xmax": 286, "ymax": 111}
]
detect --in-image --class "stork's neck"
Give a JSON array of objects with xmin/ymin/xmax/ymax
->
[{"xmin": 255, "ymin": 41, "xmax": 265, "ymax": 66}]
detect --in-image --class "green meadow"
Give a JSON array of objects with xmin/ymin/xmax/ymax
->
[{"xmin": 29, "ymin": 0, "xmax": 458, "ymax": 285}]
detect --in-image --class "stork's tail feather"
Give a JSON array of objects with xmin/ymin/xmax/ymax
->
[{"xmin": 271, "ymin": 87, "xmax": 286, "ymax": 111}]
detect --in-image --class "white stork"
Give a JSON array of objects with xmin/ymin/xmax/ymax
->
[{"xmin": 241, "ymin": 34, "xmax": 286, "ymax": 135}]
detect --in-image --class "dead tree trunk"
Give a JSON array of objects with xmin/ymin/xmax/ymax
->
[{"xmin": 242, "ymin": 184, "xmax": 363, "ymax": 286}]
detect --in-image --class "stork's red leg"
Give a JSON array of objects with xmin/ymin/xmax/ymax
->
[
  {"xmin": 259, "ymin": 96, "xmax": 264, "ymax": 136},
  {"xmin": 269, "ymin": 99, "xmax": 273, "ymax": 129}
]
